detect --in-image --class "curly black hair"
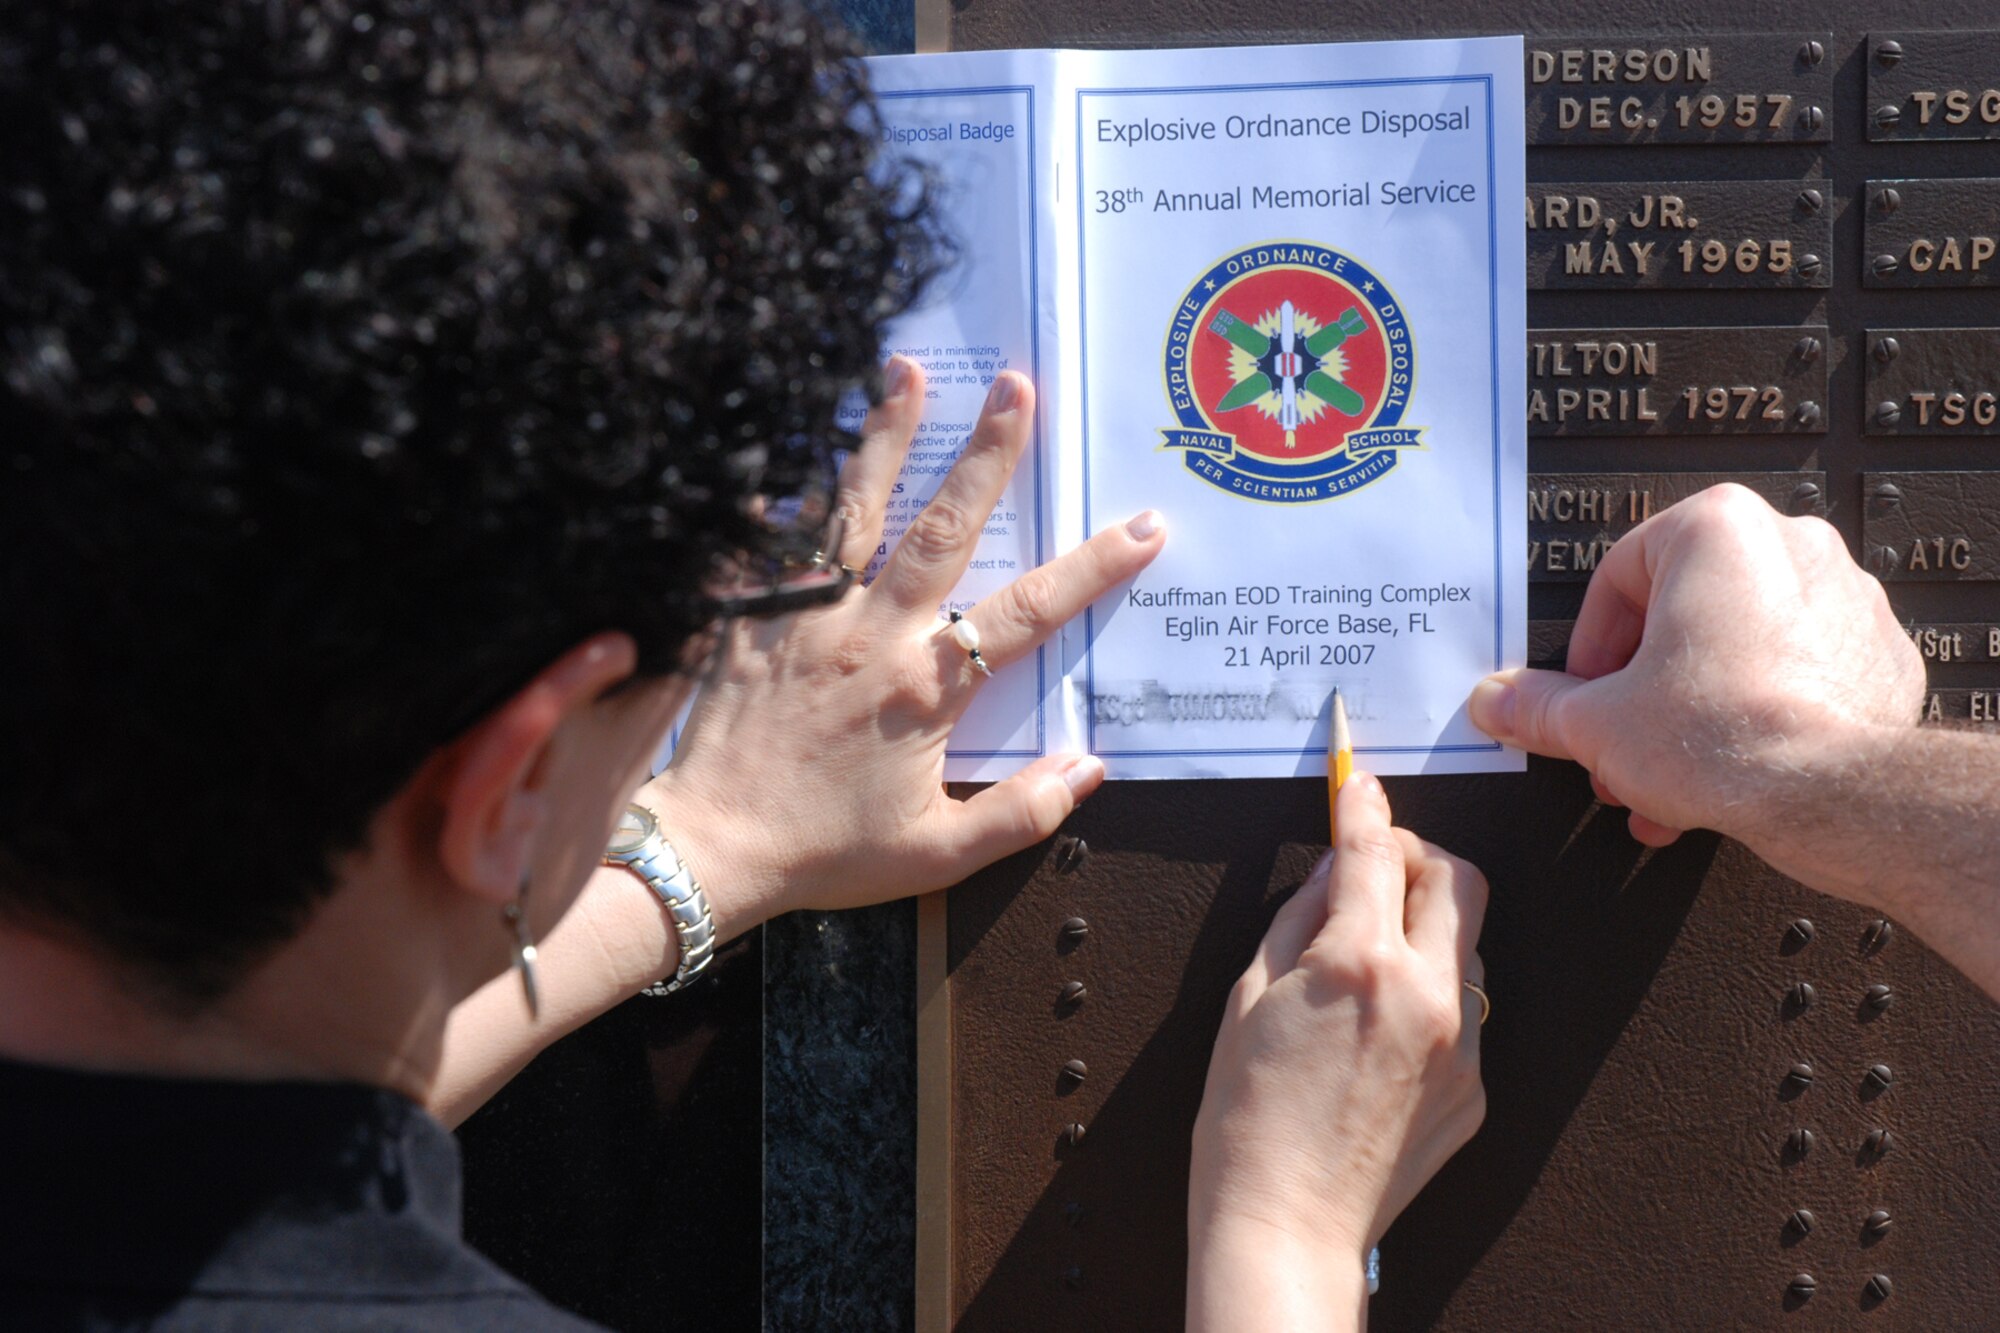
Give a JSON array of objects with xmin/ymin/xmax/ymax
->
[{"xmin": 0, "ymin": 0, "xmax": 944, "ymax": 1006}]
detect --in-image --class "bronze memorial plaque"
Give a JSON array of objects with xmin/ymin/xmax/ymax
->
[
  {"xmin": 1530, "ymin": 326, "xmax": 1828, "ymax": 435},
  {"xmin": 1863, "ymin": 471, "xmax": 2000, "ymax": 580},
  {"xmin": 1526, "ymin": 34, "xmax": 1833, "ymax": 146},
  {"xmin": 1864, "ymin": 178, "xmax": 2000, "ymax": 288},
  {"xmin": 1867, "ymin": 31, "xmax": 2000, "ymax": 142},
  {"xmin": 1864, "ymin": 328, "xmax": 2000, "ymax": 434},
  {"xmin": 1529, "ymin": 471, "xmax": 1825, "ymax": 582},
  {"xmin": 1529, "ymin": 179, "xmax": 1831, "ymax": 290},
  {"xmin": 918, "ymin": 5, "xmax": 2000, "ymax": 1332}
]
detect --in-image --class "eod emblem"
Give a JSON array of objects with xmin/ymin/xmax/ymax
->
[{"xmin": 1160, "ymin": 241, "xmax": 1423, "ymax": 503}]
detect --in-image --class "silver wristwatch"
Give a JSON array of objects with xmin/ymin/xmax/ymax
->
[{"xmin": 605, "ymin": 803, "xmax": 716, "ymax": 995}]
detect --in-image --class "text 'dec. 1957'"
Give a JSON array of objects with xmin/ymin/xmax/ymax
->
[{"xmin": 1527, "ymin": 34, "xmax": 1832, "ymax": 145}]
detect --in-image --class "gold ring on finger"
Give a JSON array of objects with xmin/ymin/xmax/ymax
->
[{"xmin": 1462, "ymin": 979, "xmax": 1490, "ymax": 1027}]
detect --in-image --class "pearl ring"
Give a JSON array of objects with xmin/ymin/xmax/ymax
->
[{"xmin": 941, "ymin": 610, "xmax": 993, "ymax": 677}]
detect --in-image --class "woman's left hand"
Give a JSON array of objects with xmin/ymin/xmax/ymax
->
[{"xmin": 649, "ymin": 357, "xmax": 1165, "ymax": 936}]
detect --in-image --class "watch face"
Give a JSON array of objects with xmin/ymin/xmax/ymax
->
[{"xmin": 607, "ymin": 804, "xmax": 658, "ymax": 857}]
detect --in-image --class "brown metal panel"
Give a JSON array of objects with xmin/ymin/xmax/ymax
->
[{"xmin": 934, "ymin": 2, "xmax": 2000, "ymax": 1329}]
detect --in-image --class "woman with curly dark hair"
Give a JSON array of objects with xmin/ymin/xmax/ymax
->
[{"xmin": 0, "ymin": 2, "xmax": 1488, "ymax": 1328}]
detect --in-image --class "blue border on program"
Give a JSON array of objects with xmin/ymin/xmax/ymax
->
[
  {"xmin": 1078, "ymin": 74, "xmax": 1505, "ymax": 761},
  {"xmin": 878, "ymin": 83, "xmax": 1046, "ymax": 760}
]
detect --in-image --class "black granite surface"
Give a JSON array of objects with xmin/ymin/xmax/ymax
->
[
  {"xmin": 459, "ymin": 933, "xmax": 765, "ymax": 1332},
  {"xmin": 762, "ymin": 901, "xmax": 920, "ymax": 1331}
]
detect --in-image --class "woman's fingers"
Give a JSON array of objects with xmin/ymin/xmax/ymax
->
[
  {"xmin": 936, "ymin": 751, "xmax": 1104, "ymax": 882},
  {"xmin": 962, "ymin": 511, "xmax": 1166, "ymax": 670},
  {"xmin": 835, "ymin": 356, "xmax": 925, "ymax": 570},
  {"xmin": 1235, "ymin": 853, "xmax": 1335, "ymax": 1012},
  {"xmin": 869, "ymin": 372, "xmax": 1036, "ymax": 618},
  {"xmin": 1317, "ymin": 773, "xmax": 1406, "ymax": 946},
  {"xmin": 1398, "ymin": 830, "xmax": 1488, "ymax": 974}
]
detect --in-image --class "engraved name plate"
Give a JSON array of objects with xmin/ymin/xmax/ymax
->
[
  {"xmin": 1868, "ymin": 32, "xmax": 2000, "ymax": 142},
  {"xmin": 1527, "ymin": 34, "xmax": 1833, "ymax": 145},
  {"xmin": 1919, "ymin": 688, "xmax": 2000, "ymax": 726},
  {"xmin": 1530, "ymin": 326, "xmax": 1828, "ymax": 435},
  {"xmin": 1866, "ymin": 329, "xmax": 2000, "ymax": 434},
  {"xmin": 1530, "ymin": 180, "xmax": 1831, "ymax": 290},
  {"xmin": 1530, "ymin": 471, "xmax": 1826, "ymax": 582},
  {"xmin": 1864, "ymin": 180, "xmax": 2000, "ymax": 288},
  {"xmin": 1863, "ymin": 472, "xmax": 2000, "ymax": 580}
]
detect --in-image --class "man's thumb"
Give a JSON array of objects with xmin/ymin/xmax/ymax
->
[{"xmin": 1467, "ymin": 668, "xmax": 1593, "ymax": 764}]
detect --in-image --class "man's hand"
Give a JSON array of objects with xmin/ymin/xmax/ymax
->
[
  {"xmin": 653, "ymin": 358, "xmax": 1166, "ymax": 936},
  {"xmin": 1188, "ymin": 774, "xmax": 1487, "ymax": 1331},
  {"xmin": 1468, "ymin": 484, "xmax": 1925, "ymax": 860}
]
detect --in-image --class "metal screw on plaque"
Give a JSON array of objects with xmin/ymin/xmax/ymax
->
[
  {"xmin": 1786, "ymin": 1208, "xmax": 1817, "ymax": 1239},
  {"xmin": 1059, "ymin": 1059, "xmax": 1088, "ymax": 1088},
  {"xmin": 1799, "ymin": 39, "xmax": 1824, "ymax": 66},
  {"xmin": 1796, "ymin": 253, "xmax": 1823, "ymax": 280},
  {"xmin": 1784, "ymin": 918, "xmax": 1816, "ymax": 952},
  {"xmin": 1871, "ymin": 482, "xmax": 1904, "ymax": 509},
  {"xmin": 1874, "ymin": 253, "xmax": 1901, "ymax": 277},
  {"xmin": 1863, "ymin": 919, "xmax": 1896, "ymax": 954},
  {"xmin": 1873, "ymin": 545, "xmax": 1901, "ymax": 575},
  {"xmin": 1789, "ymin": 481, "xmax": 1822, "ymax": 513},
  {"xmin": 1787, "ymin": 981, "xmax": 1817, "ymax": 1010},
  {"xmin": 1876, "ymin": 40, "xmax": 1904, "ymax": 67},
  {"xmin": 1794, "ymin": 335, "xmax": 1822, "ymax": 363},
  {"xmin": 1875, "ymin": 105, "xmax": 1902, "ymax": 130},
  {"xmin": 1864, "ymin": 1127, "xmax": 1896, "ymax": 1158},
  {"xmin": 1866, "ymin": 983, "xmax": 1895, "ymax": 1013},
  {"xmin": 1866, "ymin": 1273, "xmax": 1895, "ymax": 1303},
  {"xmin": 1784, "ymin": 1062, "xmax": 1816, "ymax": 1094},
  {"xmin": 1787, "ymin": 1127, "xmax": 1816, "ymax": 1160},
  {"xmin": 1798, "ymin": 106, "xmax": 1825, "ymax": 133},
  {"xmin": 1864, "ymin": 1209, "xmax": 1894, "ymax": 1240},
  {"xmin": 1863, "ymin": 1064, "xmax": 1894, "ymax": 1096},
  {"xmin": 1877, "ymin": 401, "xmax": 1903, "ymax": 428},
  {"xmin": 1874, "ymin": 335, "xmax": 1901, "ymax": 363},
  {"xmin": 1789, "ymin": 1273, "xmax": 1817, "ymax": 1302},
  {"xmin": 1796, "ymin": 188, "xmax": 1823, "ymax": 214},
  {"xmin": 1876, "ymin": 187, "xmax": 1902, "ymax": 214},
  {"xmin": 1792, "ymin": 402, "xmax": 1822, "ymax": 430},
  {"xmin": 1059, "ymin": 916, "xmax": 1089, "ymax": 945},
  {"xmin": 1063, "ymin": 1200, "xmax": 1084, "ymax": 1226},
  {"xmin": 1063, "ymin": 1267, "xmax": 1083, "ymax": 1291},
  {"xmin": 1059, "ymin": 981, "xmax": 1088, "ymax": 1008},
  {"xmin": 1062, "ymin": 1122, "xmax": 1087, "ymax": 1147},
  {"xmin": 1054, "ymin": 837, "xmax": 1090, "ymax": 874}
]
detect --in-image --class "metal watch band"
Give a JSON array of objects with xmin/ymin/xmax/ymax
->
[{"xmin": 610, "ymin": 836, "xmax": 716, "ymax": 996}]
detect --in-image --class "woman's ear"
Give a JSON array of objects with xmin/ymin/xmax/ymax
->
[{"xmin": 433, "ymin": 633, "xmax": 638, "ymax": 905}]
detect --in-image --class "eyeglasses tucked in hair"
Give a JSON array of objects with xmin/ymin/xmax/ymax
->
[{"xmin": 706, "ymin": 492, "xmax": 857, "ymax": 620}]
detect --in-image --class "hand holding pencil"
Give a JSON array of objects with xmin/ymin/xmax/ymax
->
[{"xmin": 1191, "ymin": 726, "xmax": 1492, "ymax": 1328}]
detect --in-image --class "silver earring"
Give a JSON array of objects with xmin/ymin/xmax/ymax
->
[{"xmin": 504, "ymin": 879, "xmax": 540, "ymax": 1019}]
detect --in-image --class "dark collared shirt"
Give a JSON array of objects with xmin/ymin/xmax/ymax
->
[{"xmin": 0, "ymin": 1057, "xmax": 602, "ymax": 1331}]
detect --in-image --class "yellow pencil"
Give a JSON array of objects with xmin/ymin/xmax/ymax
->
[{"xmin": 1329, "ymin": 686, "xmax": 1352, "ymax": 836}]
